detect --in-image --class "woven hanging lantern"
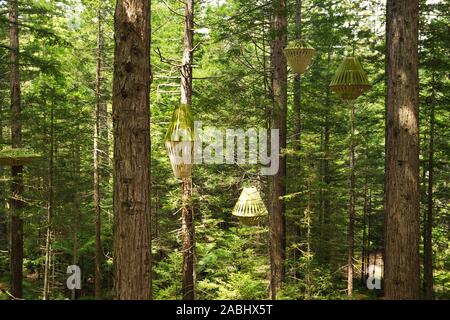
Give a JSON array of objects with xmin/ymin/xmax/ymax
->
[
  {"xmin": 232, "ymin": 187, "xmax": 268, "ymax": 226},
  {"xmin": 165, "ymin": 104, "xmax": 194, "ymax": 179},
  {"xmin": 284, "ymin": 40, "xmax": 315, "ymax": 75},
  {"xmin": 329, "ymin": 56, "xmax": 370, "ymax": 101},
  {"xmin": 0, "ymin": 148, "xmax": 40, "ymax": 166}
]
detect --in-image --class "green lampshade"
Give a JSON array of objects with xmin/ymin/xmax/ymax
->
[
  {"xmin": 232, "ymin": 187, "xmax": 268, "ymax": 226},
  {"xmin": 0, "ymin": 147, "xmax": 41, "ymax": 166},
  {"xmin": 284, "ymin": 39, "xmax": 315, "ymax": 75},
  {"xmin": 165, "ymin": 104, "xmax": 194, "ymax": 142},
  {"xmin": 165, "ymin": 104, "xmax": 194, "ymax": 179},
  {"xmin": 329, "ymin": 56, "xmax": 370, "ymax": 100}
]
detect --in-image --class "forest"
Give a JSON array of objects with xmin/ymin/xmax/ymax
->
[{"xmin": 0, "ymin": 0, "xmax": 448, "ymax": 301}]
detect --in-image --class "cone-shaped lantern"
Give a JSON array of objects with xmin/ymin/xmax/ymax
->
[
  {"xmin": 284, "ymin": 40, "xmax": 315, "ymax": 75},
  {"xmin": 329, "ymin": 56, "xmax": 370, "ymax": 100},
  {"xmin": 165, "ymin": 104, "xmax": 194, "ymax": 179},
  {"xmin": 232, "ymin": 187, "xmax": 268, "ymax": 226},
  {"xmin": 0, "ymin": 147, "xmax": 40, "ymax": 166}
]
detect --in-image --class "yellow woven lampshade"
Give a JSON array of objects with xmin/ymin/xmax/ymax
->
[
  {"xmin": 284, "ymin": 40, "xmax": 315, "ymax": 75},
  {"xmin": 329, "ymin": 56, "xmax": 370, "ymax": 101},
  {"xmin": 232, "ymin": 187, "xmax": 268, "ymax": 226},
  {"xmin": 165, "ymin": 104, "xmax": 194, "ymax": 179}
]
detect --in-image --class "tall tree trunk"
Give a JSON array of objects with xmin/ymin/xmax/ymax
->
[
  {"xmin": 292, "ymin": 0, "xmax": 302, "ymax": 152},
  {"xmin": 320, "ymin": 52, "xmax": 332, "ymax": 265},
  {"xmin": 290, "ymin": 0, "xmax": 302, "ymax": 261},
  {"xmin": 366, "ymin": 190, "xmax": 372, "ymax": 276},
  {"xmin": 180, "ymin": 0, "xmax": 195, "ymax": 300},
  {"xmin": 181, "ymin": 0, "xmax": 193, "ymax": 107},
  {"xmin": 269, "ymin": 0, "xmax": 287, "ymax": 300},
  {"xmin": 347, "ymin": 102, "xmax": 356, "ymax": 296},
  {"xmin": 322, "ymin": 115, "xmax": 331, "ymax": 256},
  {"xmin": 71, "ymin": 208, "xmax": 78, "ymax": 300},
  {"xmin": 112, "ymin": 0, "xmax": 152, "ymax": 300},
  {"xmin": 385, "ymin": 0, "xmax": 420, "ymax": 300},
  {"xmin": 43, "ymin": 100, "xmax": 54, "ymax": 300},
  {"xmin": 9, "ymin": 0, "xmax": 23, "ymax": 299},
  {"xmin": 98, "ymin": 2, "xmax": 109, "ymax": 186},
  {"xmin": 361, "ymin": 180, "xmax": 368, "ymax": 285},
  {"xmin": 93, "ymin": 0, "xmax": 103, "ymax": 299},
  {"xmin": 51, "ymin": 250, "xmax": 55, "ymax": 296},
  {"xmin": 181, "ymin": 178, "xmax": 194, "ymax": 299},
  {"xmin": 304, "ymin": 163, "xmax": 313, "ymax": 299},
  {"xmin": 0, "ymin": 101, "xmax": 6, "ymax": 262},
  {"xmin": 71, "ymin": 139, "xmax": 81, "ymax": 300},
  {"xmin": 423, "ymin": 73, "xmax": 435, "ymax": 300}
]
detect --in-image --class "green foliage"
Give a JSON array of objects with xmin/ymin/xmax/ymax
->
[
  {"xmin": 281, "ymin": 254, "xmax": 343, "ymax": 300},
  {"xmin": 0, "ymin": 148, "xmax": 40, "ymax": 158}
]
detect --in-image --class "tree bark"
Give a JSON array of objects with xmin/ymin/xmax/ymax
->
[
  {"xmin": 320, "ymin": 52, "xmax": 332, "ymax": 264},
  {"xmin": 361, "ymin": 180, "xmax": 368, "ymax": 285},
  {"xmin": 72, "ymin": 139, "xmax": 81, "ymax": 300},
  {"xmin": 269, "ymin": 0, "xmax": 287, "ymax": 300},
  {"xmin": 384, "ymin": 0, "xmax": 420, "ymax": 300},
  {"xmin": 423, "ymin": 73, "xmax": 435, "ymax": 300},
  {"xmin": 304, "ymin": 164, "xmax": 313, "ymax": 299},
  {"xmin": 180, "ymin": 0, "xmax": 193, "ymax": 107},
  {"xmin": 292, "ymin": 0, "xmax": 302, "ymax": 151},
  {"xmin": 43, "ymin": 99, "xmax": 54, "ymax": 300},
  {"xmin": 9, "ymin": 0, "xmax": 23, "ymax": 299},
  {"xmin": 93, "ymin": 0, "xmax": 103, "ymax": 299},
  {"xmin": 181, "ymin": 178, "xmax": 195, "ymax": 300},
  {"xmin": 367, "ymin": 190, "xmax": 372, "ymax": 276},
  {"xmin": 180, "ymin": 0, "xmax": 195, "ymax": 300},
  {"xmin": 290, "ymin": 0, "xmax": 302, "ymax": 260},
  {"xmin": 0, "ymin": 100, "xmax": 6, "ymax": 260},
  {"xmin": 347, "ymin": 102, "xmax": 356, "ymax": 297},
  {"xmin": 98, "ymin": 2, "xmax": 109, "ymax": 185},
  {"xmin": 112, "ymin": 0, "xmax": 152, "ymax": 300}
]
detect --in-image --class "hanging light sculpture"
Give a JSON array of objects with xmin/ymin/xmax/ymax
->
[
  {"xmin": 232, "ymin": 187, "xmax": 268, "ymax": 226},
  {"xmin": 165, "ymin": 104, "xmax": 194, "ymax": 179},
  {"xmin": 284, "ymin": 40, "xmax": 315, "ymax": 75},
  {"xmin": 0, "ymin": 147, "xmax": 40, "ymax": 166},
  {"xmin": 329, "ymin": 56, "xmax": 370, "ymax": 101}
]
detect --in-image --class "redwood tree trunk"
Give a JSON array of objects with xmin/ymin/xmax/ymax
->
[
  {"xmin": 181, "ymin": 0, "xmax": 193, "ymax": 107},
  {"xmin": 9, "ymin": 0, "xmax": 23, "ymax": 299},
  {"xmin": 269, "ymin": 0, "xmax": 287, "ymax": 300},
  {"xmin": 320, "ymin": 53, "xmax": 332, "ymax": 264},
  {"xmin": 72, "ymin": 142, "xmax": 81, "ymax": 300},
  {"xmin": 361, "ymin": 180, "xmax": 368, "ymax": 285},
  {"xmin": 0, "ymin": 101, "xmax": 6, "ymax": 261},
  {"xmin": 112, "ymin": 0, "xmax": 152, "ymax": 300},
  {"xmin": 93, "ymin": 0, "xmax": 103, "ymax": 299},
  {"xmin": 180, "ymin": 0, "xmax": 195, "ymax": 300},
  {"xmin": 384, "ymin": 0, "xmax": 420, "ymax": 300},
  {"xmin": 290, "ymin": 0, "xmax": 302, "ymax": 259},
  {"xmin": 292, "ymin": 0, "xmax": 302, "ymax": 152},
  {"xmin": 181, "ymin": 178, "xmax": 194, "ymax": 300},
  {"xmin": 43, "ymin": 100, "xmax": 54, "ymax": 300},
  {"xmin": 347, "ymin": 102, "xmax": 356, "ymax": 297}
]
